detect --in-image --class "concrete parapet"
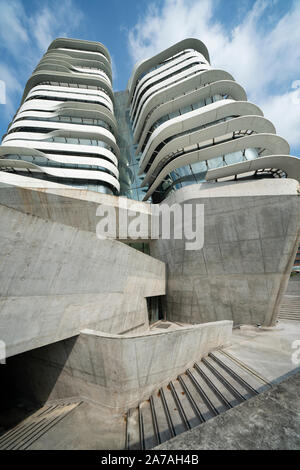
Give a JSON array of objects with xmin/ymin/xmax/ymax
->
[
  {"xmin": 0, "ymin": 174, "xmax": 153, "ymax": 241},
  {"xmin": 8, "ymin": 320, "xmax": 232, "ymax": 412}
]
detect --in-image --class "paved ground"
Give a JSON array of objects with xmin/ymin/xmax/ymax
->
[{"xmin": 223, "ymin": 320, "xmax": 300, "ymax": 383}]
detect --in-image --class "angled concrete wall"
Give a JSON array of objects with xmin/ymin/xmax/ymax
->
[
  {"xmin": 150, "ymin": 179, "xmax": 300, "ymax": 327},
  {"xmin": 1, "ymin": 173, "xmax": 299, "ymax": 362},
  {"xmin": 7, "ymin": 320, "xmax": 232, "ymax": 412},
  {"xmin": 0, "ymin": 173, "xmax": 152, "ymax": 240},
  {"xmin": 0, "ymin": 204, "xmax": 165, "ymax": 358}
]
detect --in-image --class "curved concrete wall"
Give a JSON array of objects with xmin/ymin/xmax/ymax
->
[{"xmin": 9, "ymin": 320, "xmax": 232, "ymax": 412}]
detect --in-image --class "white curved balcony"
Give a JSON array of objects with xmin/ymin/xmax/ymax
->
[
  {"xmin": 11, "ymin": 105, "xmax": 118, "ymax": 136},
  {"xmin": 131, "ymin": 50, "xmax": 209, "ymax": 111},
  {"xmin": 128, "ymin": 38, "xmax": 210, "ymax": 100},
  {"xmin": 131, "ymin": 61, "xmax": 211, "ymax": 125},
  {"xmin": 142, "ymin": 133, "xmax": 290, "ymax": 200},
  {"xmin": 1, "ymin": 141, "xmax": 119, "ymax": 167},
  {"xmin": 136, "ymin": 81, "xmax": 247, "ymax": 154},
  {"xmin": 133, "ymin": 69, "xmax": 236, "ymax": 143},
  {"xmin": 139, "ymin": 100, "xmax": 264, "ymax": 173},
  {"xmin": 0, "ymin": 158, "xmax": 120, "ymax": 192},
  {"xmin": 6, "ymin": 120, "xmax": 118, "ymax": 151}
]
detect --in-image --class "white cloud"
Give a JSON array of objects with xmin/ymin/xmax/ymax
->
[
  {"xmin": 0, "ymin": 0, "xmax": 85, "ymax": 127},
  {"xmin": 110, "ymin": 55, "xmax": 118, "ymax": 86},
  {"xmin": 0, "ymin": 0, "xmax": 29, "ymax": 56},
  {"xmin": 259, "ymin": 89, "xmax": 300, "ymax": 151},
  {"xmin": 128, "ymin": 0, "xmax": 219, "ymax": 65},
  {"xmin": 29, "ymin": 0, "xmax": 83, "ymax": 54},
  {"xmin": 128, "ymin": 0, "xmax": 300, "ymax": 152},
  {"xmin": 0, "ymin": 63, "xmax": 23, "ymax": 120}
]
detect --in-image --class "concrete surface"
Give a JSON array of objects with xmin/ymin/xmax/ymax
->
[
  {"xmin": 223, "ymin": 320, "xmax": 300, "ymax": 383},
  {"xmin": 155, "ymin": 369, "xmax": 300, "ymax": 450},
  {"xmin": 150, "ymin": 179, "xmax": 300, "ymax": 327},
  {"xmin": 6, "ymin": 320, "xmax": 232, "ymax": 411},
  {"xmin": 0, "ymin": 176, "xmax": 153, "ymax": 241},
  {"xmin": 0, "ymin": 204, "xmax": 165, "ymax": 358},
  {"xmin": 0, "ymin": 398, "xmax": 126, "ymax": 450},
  {"xmin": 1, "ymin": 177, "xmax": 298, "ymax": 349},
  {"xmin": 2, "ymin": 321, "xmax": 300, "ymax": 449},
  {"xmin": 27, "ymin": 400, "xmax": 127, "ymax": 450}
]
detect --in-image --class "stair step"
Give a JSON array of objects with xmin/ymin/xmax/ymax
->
[
  {"xmin": 139, "ymin": 401, "xmax": 157, "ymax": 450},
  {"xmin": 151, "ymin": 390, "xmax": 173, "ymax": 444},
  {"xmin": 126, "ymin": 407, "xmax": 140, "ymax": 450},
  {"xmin": 279, "ymin": 296, "xmax": 300, "ymax": 320},
  {"xmin": 208, "ymin": 353, "xmax": 258, "ymax": 398},
  {"xmin": 170, "ymin": 378, "xmax": 200, "ymax": 429},
  {"xmin": 215, "ymin": 350, "xmax": 270, "ymax": 392},
  {"xmin": 0, "ymin": 401, "xmax": 81, "ymax": 450},
  {"xmin": 202, "ymin": 356, "xmax": 248, "ymax": 402},
  {"xmin": 126, "ymin": 349, "xmax": 273, "ymax": 449},
  {"xmin": 194, "ymin": 360, "xmax": 239, "ymax": 408},
  {"xmin": 178, "ymin": 373, "xmax": 212, "ymax": 421},
  {"xmin": 186, "ymin": 367, "xmax": 222, "ymax": 415}
]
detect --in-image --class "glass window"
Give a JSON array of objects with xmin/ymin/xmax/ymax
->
[
  {"xmin": 207, "ymin": 156, "xmax": 225, "ymax": 169},
  {"xmin": 67, "ymin": 138, "xmax": 78, "ymax": 145},
  {"xmin": 169, "ymin": 110, "xmax": 180, "ymax": 119},
  {"xmin": 245, "ymin": 148, "xmax": 259, "ymax": 160},
  {"xmin": 224, "ymin": 151, "xmax": 244, "ymax": 165},
  {"xmin": 190, "ymin": 161, "xmax": 207, "ymax": 174},
  {"xmin": 192, "ymin": 99, "xmax": 205, "ymax": 110},
  {"xmin": 181, "ymin": 104, "xmax": 193, "ymax": 114},
  {"xmin": 213, "ymin": 94, "xmax": 223, "ymax": 102}
]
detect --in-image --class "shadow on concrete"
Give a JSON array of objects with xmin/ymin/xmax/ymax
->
[{"xmin": 0, "ymin": 336, "xmax": 78, "ymax": 431}]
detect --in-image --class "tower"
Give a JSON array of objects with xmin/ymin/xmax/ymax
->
[
  {"xmin": 0, "ymin": 38, "xmax": 120, "ymax": 195},
  {"xmin": 127, "ymin": 38, "xmax": 299, "ymax": 202}
]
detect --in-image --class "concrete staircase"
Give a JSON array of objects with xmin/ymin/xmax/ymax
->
[
  {"xmin": 125, "ymin": 350, "xmax": 271, "ymax": 450},
  {"xmin": 0, "ymin": 351, "xmax": 272, "ymax": 450},
  {"xmin": 0, "ymin": 400, "xmax": 82, "ymax": 450},
  {"xmin": 279, "ymin": 295, "xmax": 300, "ymax": 321}
]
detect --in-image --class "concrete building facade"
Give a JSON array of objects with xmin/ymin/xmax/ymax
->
[
  {"xmin": 126, "ymin": 38, "xmax": 300, "ymax": 327},
  {"xmin": 0, "ymin": 37, "xmax": 299, "ymax": 449}
]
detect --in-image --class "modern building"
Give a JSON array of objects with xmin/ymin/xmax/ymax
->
[
  {"xmin": 0, "ymin": 37, "xmax": 299, "ymax": 450},
  {"xmin": 2, "ymin": 38, "xmax": 299, "ymax": 201},
  {"xmin": 0, "ymin": 38, "xmax": 120, "ymax": 195}
]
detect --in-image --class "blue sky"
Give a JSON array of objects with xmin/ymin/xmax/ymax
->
[{"xmin": 0, "ymin": 0, "xmax": 299, "ymax": 155}]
